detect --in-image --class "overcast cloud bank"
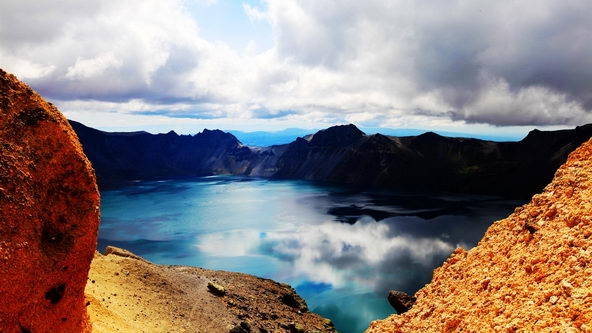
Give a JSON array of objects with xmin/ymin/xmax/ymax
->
[{"xmin": 1, "ymin": 0, "xmax": 590, "ymax": 132}]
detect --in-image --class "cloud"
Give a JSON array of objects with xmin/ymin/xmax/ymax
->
[
  {"xmin": 243, "ymin": 2, "xmax": 269, "ymax": 24},
  {"xmin": 1, "ymin": 0, "xmax": 591, "ymax": 130},
  {"xmin": 2, "ymin": 0, "xmax": 204, "ymax": 100},
  {"xmin": 451, "ymin": 74, "xmax": 589, "ymax": 126},
  {"xmin": 263, "ymin": 0, "xmax": 592, "ymax": 126},
  {"xmin": 198, "ymin": 217, "xmax": 454, "ymax": 291},
  {"xmin": 404, "ymin": 0, "xmax": 592, "ymax": 125},
  {"xmin": 66, "ymin": 52, "xmax": 123, "ymax": 80},
  {"xmin": 250, "ymin": 108, "xmax": 299, "ymax": 119}
]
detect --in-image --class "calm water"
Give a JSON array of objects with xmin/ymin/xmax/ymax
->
[{"xmin": 98, "ymin": 176, "xmax": 523, "ymax": 333}]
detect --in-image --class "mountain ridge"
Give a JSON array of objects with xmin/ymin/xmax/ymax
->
[
  {"xmin": 71, "ymin": 120, "xmax": 592, "ymax": 198},
  {"xmin": 222, "ymin": 126, "xmax": 523, "ymax": 147}
]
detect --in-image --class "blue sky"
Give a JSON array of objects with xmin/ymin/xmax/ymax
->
[
  {"xmin": 188, "ymin": 0, "xmax": 273, "ymax": 52},
  {"xmin": 1, "ymin": 0, "xmax": 591, "ymax": 137}
]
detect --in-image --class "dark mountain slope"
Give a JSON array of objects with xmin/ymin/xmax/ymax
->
[
  {"xmin": 272, "ymin": 124, "xmax": 592, "ymax": 197},
  {"xmin": 70, "ymin": 121, "xmax": 257, "ymax": 188},
  {"xmin": 71, "ymin": 120, "xmax": 592, "ymax": 198},
  {"xmin": 274, "ymin": 125, "xmax": 364, "ymax": 180}
]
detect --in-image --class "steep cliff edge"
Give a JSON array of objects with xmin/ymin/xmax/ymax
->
[
  {"xmin": 366, "ymin": 137, "xmax": 592, "ymax": 332},
  {"xmin": 0, "ymin": 69, "xmax": 100, "ymax": 331}
]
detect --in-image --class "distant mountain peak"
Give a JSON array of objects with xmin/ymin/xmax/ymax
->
[
  {"xmin": 197, "ymin": 129, "xmax": 242, "ymax": 146},
  {"xmin": 416, "ymin": 131, "xmax": 445, "ymax": 140},
  {"xmin": 309, "ymin": 124, "xmax": 365, "ymax": 147}
]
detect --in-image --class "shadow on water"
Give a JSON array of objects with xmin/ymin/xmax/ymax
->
[{"xmin": 323, "ymin": 190, "xmax": 508, "ymax": 223}]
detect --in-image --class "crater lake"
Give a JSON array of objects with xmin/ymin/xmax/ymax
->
[{"xmin": 98, "ymin": 176, "xmax": 523, "ymax": 333}]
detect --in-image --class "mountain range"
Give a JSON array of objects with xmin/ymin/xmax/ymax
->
[{"xmin": 70, "ymin": 120, "xmax": 592, "ymax": 198}]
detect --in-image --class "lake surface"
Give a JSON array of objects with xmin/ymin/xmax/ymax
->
[{"xmin": 98, "ymin": 176, "xmax": 523, "ymax": 333}]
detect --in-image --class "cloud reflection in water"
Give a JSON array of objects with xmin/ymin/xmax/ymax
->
[{"xmin": 198, "ymin": 215, "xmax": 454, "ymax": 293}]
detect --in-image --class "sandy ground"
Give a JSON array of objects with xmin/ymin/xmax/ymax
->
[{"xmin": 86, "ymin": 247, "xmax": 336, "ymax": 333}]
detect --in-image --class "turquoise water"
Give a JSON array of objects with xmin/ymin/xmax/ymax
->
[{"xmin": 98, "ymin": 176, "xmax": 522, "ymax": 333}]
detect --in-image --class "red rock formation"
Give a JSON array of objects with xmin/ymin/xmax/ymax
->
[
  {"xmin": 366, "ymin": 137, "xmax": 592, "ymax": 332},
  {"xmin": 0, "ymin": 69, "xmax": 100, "ymax": 332}
]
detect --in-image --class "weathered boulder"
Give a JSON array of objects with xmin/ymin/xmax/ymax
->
[
  {"xmin": 207, "ymin": 281, "xmax": 226, "ymax": 296},
  {"xmin": 387, "ymin": 290, "xmax": 416, "ymax": 314},
  {"xmin": 0, "ymin": 69, "xmax": 100, "ymax": 332}
]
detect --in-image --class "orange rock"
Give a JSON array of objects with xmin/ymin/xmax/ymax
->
[
  {"xmin": 365, "ymin": 137, "xmax": 592, "ymax": 332},
  {"xmin": 0, "ymin": 69, "xmax": 100, "ymax": 332}
]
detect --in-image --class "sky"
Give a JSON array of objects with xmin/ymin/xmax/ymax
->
[{"xmin": 1, "ymin": 0, "xmax": 591, "ymax": 137}]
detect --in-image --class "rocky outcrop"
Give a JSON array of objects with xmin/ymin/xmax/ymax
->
[
  {"xmin": 0, "ymin": 69, "xmax": 100, "ymax": 332},
  {"xmin": 86, "ymin": 247, "xmax": 336, "ymax": 333},
  {"xmin": 73, "ymin": 121, "xmax": 592, "ymax": 198},
  {"xmin": 365, "ymin": 137, "xmax": 592, "ymax": 332},
  {"xmin": 387, "ymin": 291, "xmax": 416, "ymax": 314}
]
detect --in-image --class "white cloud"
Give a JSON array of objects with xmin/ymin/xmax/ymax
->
[
  {"xmin": 243, "ymin": 2, "xmax": 269, "ymax": 23},
  {"xmin": 0, "ymin": 55, "xmax": 56, "ymax": 80},
  {"xmin": 193, "ymin": 0, "xmax": 219, "ymax": 6},
  {"xmin": 66, "ymin": 52, "xmax": 123, "ymax": 80},
  {"xmin": 1, "ymin": 0, "xmax": 591, "ymax": 131},
  {"xmin": 198, "ymin": 217, "xmax": 453, "ymax": 289},
  {"xmin": 453, "ymin": 73, "xmax": 589, "ymax": 126}
]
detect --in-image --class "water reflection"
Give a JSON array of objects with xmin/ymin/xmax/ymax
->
[
  {"xmin": 201, "ymin": 218, "xmax": 450, "ymax": 288},
  {"xmin": 98, "ymin": 176, "xmax": 522, "ymax": 333}
]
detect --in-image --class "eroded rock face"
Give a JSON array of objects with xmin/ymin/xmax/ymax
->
[
  {"xmin": 0, "ymin": 69, "xmax": 100, "ymax": 332},
  {"xmin": 366, "ymin": 137, "xmax": 592, "ymax": 332}
]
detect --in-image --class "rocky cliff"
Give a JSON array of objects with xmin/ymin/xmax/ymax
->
[
  {"xmin": 366, "ymin": 137, "xmax": 592, "ymax": 332},
  {"xmin": 73, "ymin": 121, "xmax": 592, "ymax": 198},
  {"xmin": 1, "ymin": 68, "xmax": 335, "ymax": 333},
  {"xmin": 0, "ymin": 69, "xmax": 100, "ymax": 332}
]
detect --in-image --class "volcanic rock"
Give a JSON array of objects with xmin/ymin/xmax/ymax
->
[
  {"xmin": 207, "ymin": 281, "xmax": 226, "ymax": 296},
  {"xmin": 0, "ymin": 69, "xmax": 100, "ymax": 332},
  {"xmin": 365, "ymin": 137, "xmax": 592, "ymax": 332},
  {"xmin": 387, "ymin": 290, "xmax": 416, "ymax": 314}
]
